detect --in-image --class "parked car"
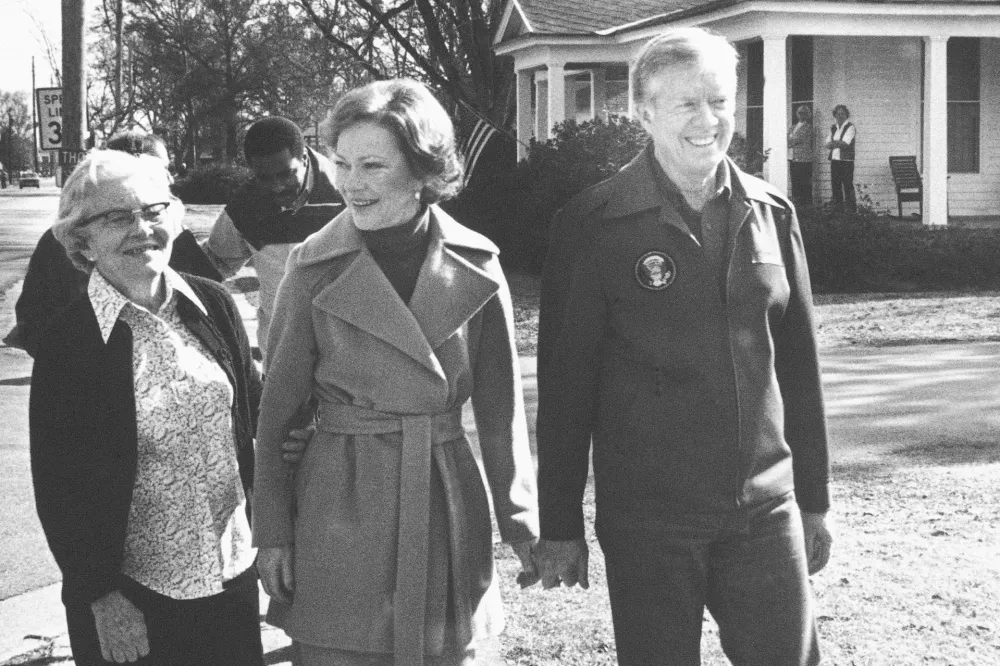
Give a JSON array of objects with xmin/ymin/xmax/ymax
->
[{"xmin": 18, "ymin": 171, "xmax": 40, "ymax": 189}]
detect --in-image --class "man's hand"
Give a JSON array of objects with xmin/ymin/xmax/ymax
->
[
  {"xmin": 801, "ymin": 511, "xmax": 833, "ymax": 575},
  {"xmin": 90, "ymin": 590, "xmax": 149, "ymax": 663},
  {"xmin": 510, "ymin": 540, "xmax": 540, "ymax": 588},
  {"xmin": 281, "ymin": 426, "xmax": 314, "ymax": 465},
  {"xmin": 258, "ymin": 545, "xmax": 295, "ymax": 604},
  {"xmin": 535, "ymin": 538, "xmax": 589, "ymax": 590}
]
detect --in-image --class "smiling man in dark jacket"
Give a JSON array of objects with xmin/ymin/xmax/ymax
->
[
  {"xmin": 202, "ymin": 117, "xmax": 343, "ymax": 366},
  {"xmin": 534, "ymin": 27, "xmax": 832, "ymax": 666}
]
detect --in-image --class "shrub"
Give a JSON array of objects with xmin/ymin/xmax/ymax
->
[
  {"xmin": 799, "ymin": 204, "xmax": 1000, "ymax": 293},
  {"xmin": 171, "ymin": 162, "xmax": 252, "ymax": 204}
]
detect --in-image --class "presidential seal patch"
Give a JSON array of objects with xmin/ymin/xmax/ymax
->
[{"xmin": 635, "ymin": 251, "xmax": 676, "ymax": 291}]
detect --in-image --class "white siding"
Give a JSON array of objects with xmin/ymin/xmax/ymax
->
[
  {"xmin": 948, "ymin": 37, "xmax": 1000, "ymax": 217},
  {"xmin": 735, "ymin": 43, "xmax": 749, "ymax": 136},
  {"xmin": 813, "ymin": 36, "xmax": 923, "ymax": 214}
]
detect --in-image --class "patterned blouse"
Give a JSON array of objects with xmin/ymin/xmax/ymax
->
[{"xmin": 88, "ymin": 268, "xmax": 255, "ymax": 600}]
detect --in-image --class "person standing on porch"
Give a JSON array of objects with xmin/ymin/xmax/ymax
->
[
  {"xmin": 825, "ymin": 104, "xmax": 856, "ymax": 212},
  {"xmin": 788, "ymin": 105, "xmax": 815, "ymax": 206},
  {"xmin": 534, "ymin": 26, "xmax": 833, "ymax": 666}
]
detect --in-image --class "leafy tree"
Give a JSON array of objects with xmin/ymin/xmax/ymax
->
[
  {"xmin": 88, "ymin": 0, "xmax": 352, "ymax": 166},
  {"xmin": 0, "ymin": 91, "xmax": 34, "ymax": 171}
]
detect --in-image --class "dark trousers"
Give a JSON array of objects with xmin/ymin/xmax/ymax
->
[
  {"xmin": 830, "ymin": 160, "xmax": 856, "ymax": 212},
  {"xmin": 789, "ymin": 161, "xmax": 813, "ymax": 206},
  {"xmin": 65, "ymin": 568, "xmax": 263, "ymax": 666},
  {"xmin": 599, "ymin": 494, "xmax": 820, "ymax": 666}
]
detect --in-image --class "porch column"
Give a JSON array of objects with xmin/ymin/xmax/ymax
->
[
  {"xmin": 547, "ymin": 61, "xmax": 566, "ymax": 139},
  {"xmin": 628, "ymin": 56, "xmax": 638, "ymax": 119},
  {"xmin": 534, "ymin": 72, "xmax": 548, "ymax": 141},
  {"xmin": 516, "ymin": 68, "xmax": 533, "ymax": 161},
  {"xmin": 592, "ymin": 68, "xmax": 607, "ymax": 122},
  {"xmin": 923, "ymin": 35, "xmax": 948, "ymax": 226},
  {"xmin": 761, "ymin": 34, "xmax": 789, "ymax": 192}
]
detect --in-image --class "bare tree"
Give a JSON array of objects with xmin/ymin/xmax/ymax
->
[
  {"xmin": 19, "ymin": 2, "xmax": 62, "ymax": 87},
  {"xmin": 295, "ymin": 0, "xmax": 514, "ymax": 130}
]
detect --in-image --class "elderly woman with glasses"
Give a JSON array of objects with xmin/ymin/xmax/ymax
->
[
  {"xmin": 252, "ymin": 79, "xmax": 539, "ymax": 666},
  {"xmin": 30, "ymin": 149, "xmax": 264, "ymax": 665}
]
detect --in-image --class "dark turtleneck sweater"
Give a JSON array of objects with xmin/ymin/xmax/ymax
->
[{"xmin": 359, "ymin": 207, "xmax": 431, "ymax": 305}]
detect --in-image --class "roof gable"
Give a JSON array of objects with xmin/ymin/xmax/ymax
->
[
  {"xmin": 516, "ymin": 0, "xmax": 721, "ymax": 34},
  {"xmin": 511, "ymin": 0, "xmax": 1000, "ymax": 36}
]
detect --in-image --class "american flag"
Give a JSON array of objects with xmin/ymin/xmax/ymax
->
[{"xmin": 459, "ymin": 118, "xmax": 498, "ymax": 187}]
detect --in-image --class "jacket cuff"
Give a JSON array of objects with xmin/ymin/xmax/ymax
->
[
  {"xmin": 539, "ymin": 501, "xmax": 586, "ymax": 541},
  {"xmin": 795, "ymin": 479, "xmax": 831, "ymax": 514}
]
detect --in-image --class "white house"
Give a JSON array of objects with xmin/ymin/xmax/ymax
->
[{"xmin": 494, "ymin": 0, "xmax": 1000, "ymax": 225}]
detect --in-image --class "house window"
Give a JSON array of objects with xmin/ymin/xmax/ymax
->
[
  {"xmin": 573, "ymin": 73, "xmax": 592, "ymax": 122},
  {"xmin": 947, "ymin": 37, "xmax": 980, "ymax": 173},
  {"xmin": 604, "ymin": 65, "xmax": 630, "ymax": 117},
  {"xmin": 745, "ymin": 40, "xmax": 764, "ymax": 173},
  {"xmin": 790, "ymin": 36, "xmax": 814, "ymax": 126}
]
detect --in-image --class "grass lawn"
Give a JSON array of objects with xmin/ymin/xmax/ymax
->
[{"xmin": 494, "ymin": 273, "xmax": 1000, "ymax": 665}]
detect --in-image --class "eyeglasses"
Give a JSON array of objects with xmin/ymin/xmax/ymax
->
[{"xmin": 82, "ymin": 201, "xmax": 172, "ymax": 228}]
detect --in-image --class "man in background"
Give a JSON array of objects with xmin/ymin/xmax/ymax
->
[{"xmin": 202, "ymin": 117, "xmax": 343, "ymax": 365}]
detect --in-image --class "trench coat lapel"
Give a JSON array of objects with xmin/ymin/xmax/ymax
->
[
  {"xmin": 299, "ymin": 207, "xmax": 500, "ymax": 377},
  {"xmin": 320, "ymin": 249, "xmax": 445, "ymax": 376},
  {"xmin": 409, "ymin": 207, "xmax": 500, "ymax": 352},
  {"xmin": 299, "ymin": 212, "xmax": 442, "ymax": 377}
]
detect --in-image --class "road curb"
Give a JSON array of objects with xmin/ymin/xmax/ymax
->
[{"xmin": 0, "ymin": 583, "xmax": 70, "ymax": 665}]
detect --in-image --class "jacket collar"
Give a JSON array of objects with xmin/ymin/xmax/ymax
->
[
  {"xmin": 295, "ymin": 204, "xmax": 498, "ymax": 265},
  {"xmin": 305, "ymin": 205, "xmax": 500, "ymax": 377},
  {"xmin": 603, "ymin": 147, "xmax": 790, "ymax": 220}
]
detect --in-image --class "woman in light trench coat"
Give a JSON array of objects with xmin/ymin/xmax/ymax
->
[{"xmin": 252, "ymin": 79, "xmax": 540, "ymax": 666}]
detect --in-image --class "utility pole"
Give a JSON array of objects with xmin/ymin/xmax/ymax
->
[
  {"xmin": 5, "ymin": 111, "xmax": 13, "ymax": 175},
  {"xmin": 61, "ymin": 0, "xmax": 87, "ymax": 180},
  {"xmin": 32, "ymin": 57, "xmax": 39, "ymax": 172}
]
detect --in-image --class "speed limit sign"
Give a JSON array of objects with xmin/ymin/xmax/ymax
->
[{"xmin": 36, "ymin": 87, "xmax": 62, "ymax": 151}]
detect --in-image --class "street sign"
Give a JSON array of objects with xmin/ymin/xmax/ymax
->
[
  {"xmin": 58, "ymin": 150, "xmax": 88, "ymax": 166},
  {"xmin": 36, "ymin": 88, "xmax": 62, "ymax": 151}
]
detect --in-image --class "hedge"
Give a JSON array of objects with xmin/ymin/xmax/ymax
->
[
  {"xmin": 172, "ymin": 162, "xmax": 252, "ymax": 205},
  {"xmin": 449, "ymin": 116, "xmax": 1000, "ymax": 293}
]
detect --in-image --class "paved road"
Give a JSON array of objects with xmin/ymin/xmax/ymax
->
[{"xmin": 0, "ymin": 184, "xmax": 63, "ymax": 605}]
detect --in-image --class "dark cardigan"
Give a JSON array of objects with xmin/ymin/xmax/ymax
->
[{"xmin": 29, "ymin": 274, "xmax": 262, "ymax": 608}]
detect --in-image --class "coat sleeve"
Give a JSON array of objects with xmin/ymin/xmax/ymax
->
[
  {"xmin": 535, "ymin": 204, "xmax": 607, "ymax": 540},
  {"xmin": 774, "ymin": 206, "xmax": 831, "ymax": 514},
  {"xmin": 470, "ymin": 257, "xmax": 539, "ymax": 544},
  {"xmin": 251, "ymin": 249, "xmax": 319, "ymax": 547},
  {"xmin": 15, "ymin": 230, "xmax": 88, "ymax": 358},
  {"xmin": 210, "ymin": 281, "xmax": 263, "ymax": 490},
  {"xmin": 202, "ymin": 210, "xmax": 252, "ymax": 279}
]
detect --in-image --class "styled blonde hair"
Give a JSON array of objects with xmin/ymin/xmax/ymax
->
[{"xmin": 324, "ymin": 78, "xmax": 463, "ymax": 204}]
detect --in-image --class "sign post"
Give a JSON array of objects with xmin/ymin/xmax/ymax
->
[{"xmin": 36, "ymin": 88, "xmax": 62, "ymax": 152}]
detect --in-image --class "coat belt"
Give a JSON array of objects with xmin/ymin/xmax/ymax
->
[{"xmin": 318, "ymin": 403, "xmax": 464, "ymax": 666}]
